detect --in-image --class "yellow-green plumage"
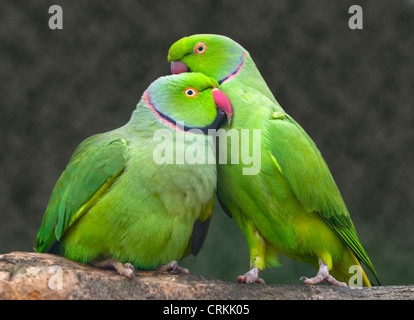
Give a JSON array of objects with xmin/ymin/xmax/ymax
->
[
  {"xmin": 168, "ymin": 34, "xmax": 379, "ymax": 286},
  {"xmin": 34, "ymin": 73, "xmax": 227, "ymax": 272}
]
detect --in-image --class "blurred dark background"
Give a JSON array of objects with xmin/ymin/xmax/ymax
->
[{"xmin": 1, "ymin": 0, "xmax": 413, "ymax": 286}]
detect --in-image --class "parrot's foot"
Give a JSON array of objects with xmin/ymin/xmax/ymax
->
[
  {"xmin": 300, "ymin": 261, "xmax": 347, "ymax": 287},
  {"xmin": 237, "ymin": 267, "xmax": 265, "ymax": 284},
  {"xmin": 92, "ymin": 259, "xmax": 136, "ymax": 279},
  {"xmin": 157, "ymin": 261, "xmax": 189, "ymax": 274}
]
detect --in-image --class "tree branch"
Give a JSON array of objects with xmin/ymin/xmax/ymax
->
[{"xmin": 0, "ymin": 252, "xmax": 412, "ymax": 300}]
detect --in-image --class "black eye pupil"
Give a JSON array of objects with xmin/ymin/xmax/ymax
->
[
  {"xmin": 187, "ymin": 89, "xmax": 194, "ymax": 95},
  {"xmin": 197, "ymin": 46, "xmax": 204, "ymax": 52}
]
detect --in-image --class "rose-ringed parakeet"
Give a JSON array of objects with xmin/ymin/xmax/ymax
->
[
  {"xmin": 34, "ymin": 72, "xmax": 233, "ymax": 278},
  {"xmin": 168, "ymin": 34, "xmax": 380, "ymax": 286}
]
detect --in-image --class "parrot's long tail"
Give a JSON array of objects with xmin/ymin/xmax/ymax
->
[{"xmin": 331, "ymin": 247, "xmax": 372, "ymax": 287}]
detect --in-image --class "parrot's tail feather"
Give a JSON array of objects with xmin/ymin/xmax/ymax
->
[
  {"xmin": 331, "ymin": 247, "xmax": 372, "ymax": 287},
  {"xmin": 323, "ymin": 218, "xmax": 380, "ymax": 286},
  {"xmin": 347, "ymin": 247, "xmax": 372, "ymax": 287}
]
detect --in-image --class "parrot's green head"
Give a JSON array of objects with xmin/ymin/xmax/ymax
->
[
  {"xmin": 144, "ymin": 72, "xmax": 233, "ymax": 133},
  {"xmin": 168, "ymin": 34, "xmax": 246, "ymax": 85}
]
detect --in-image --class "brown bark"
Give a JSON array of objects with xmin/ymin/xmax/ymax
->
[{"xmin": 0, "ymin": 251, "xmax": 412, "ymax": 300}]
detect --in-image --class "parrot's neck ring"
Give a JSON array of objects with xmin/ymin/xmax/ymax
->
[
  {"xmin": 143, "ymin": 91, "xmax": 226, "ymax": 135},
  {"xmin": 218, "ymin": 52, "xmax": 246, "ymax": 85}
]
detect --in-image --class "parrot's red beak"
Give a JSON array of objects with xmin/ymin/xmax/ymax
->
[
  {"xmin": 212, "ymin": 88, "xmax": 233, "ymax": 124},
  {"xmin": 171, "ymin": 61, "xmax": 188, "ymax": 75}
]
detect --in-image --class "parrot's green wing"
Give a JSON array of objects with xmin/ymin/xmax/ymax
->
[
  {"xmin": 268, "ymin": 113, "xmax": 380, "ymax": 284},
  {"xmin": 34, "ymin": 134, "xmax": 128, "ymax": 252}
]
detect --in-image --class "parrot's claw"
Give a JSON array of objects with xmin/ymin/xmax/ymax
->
[
  {"xmin": 92, "ymin": 259, "xmax": 136, "ymax": 279},
  {"xmin": 300, "ymin": 261, "xmax": 347, "ymax": 287},
  {"xmin": 237, "ymin": 267, "xmax": 265, "ymax": 284},
  {"xmin": 157, "ymin": 261, "xmax": 189, "ymax": 274},
  {"xmin": 122, "ymin": 263, "xmax": 136, "ymax": 278}
]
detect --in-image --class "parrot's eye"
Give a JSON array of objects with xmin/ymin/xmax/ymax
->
[
  {"xmin": 185, "ymin": 87, "xmax": 198, "ymax": 97},
  {"xmin": 194, "ymin": 43, "xmax": 207, "ymax": 54}
]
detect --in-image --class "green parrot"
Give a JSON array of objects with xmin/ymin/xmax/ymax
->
[
  {"xmin": 168, "ymin": 34, "xmax": 380, "ymax": 286},
  {"xmin": 34, "ymin": 72, "xmax": 233, "ymax": 278}
]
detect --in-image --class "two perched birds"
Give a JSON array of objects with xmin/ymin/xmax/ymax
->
[{"xmin": 34, "ymin": 34, "xmax": 380, "ymax": 286}]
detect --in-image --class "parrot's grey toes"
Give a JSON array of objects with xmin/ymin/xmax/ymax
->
[
  {"xmin": 157, "ymin": 261, "xmax": 189, "ymax": 274},
  {"xmin": 173, "ymin": 266, "xmax": 190, "ymax": 274},
  {"xmin": 300, "ymin": 274, "xmax": 347, "ymax": 287},
  {"xmin": 122, "ymin": 263, "xmax": 136, "ymax": 279},
  {"xmin": 121, "ymin": 267, "xmax": 136, "ymax": 279},
  {"xmin": 237, "ymin": 275, "xmax": 265, "ymax": 284},
  {"xmin": 91, "ymin": 259, "xmax": 136, "ymax": 279},
  {"xmin": 124, "ymin": 263, "xmax": 135, "ymax": 272},
  {"xmin": 300, "ymin": 261, "xmax": 347, "ymax": 287},
  {"xmin": 237, "ymin": 267, "xmax": 265, "ymax": 284},
  {"xmin": 300, "ymin": 275, "xmax": 316, "ymax": 285}
]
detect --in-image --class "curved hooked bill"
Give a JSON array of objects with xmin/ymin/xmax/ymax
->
[
  {"xmin": 212, "ymin": 88, "xmax": 233, "ymax": 125},
  {"xmin": 171, "ymin": 61, "xmax": 189, "ymax": 75}
]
